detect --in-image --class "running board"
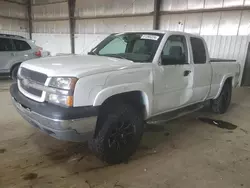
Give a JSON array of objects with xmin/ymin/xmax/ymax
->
[{"xmin": 147, "ymin": 103, "xmax": 204, "ymax": 124}]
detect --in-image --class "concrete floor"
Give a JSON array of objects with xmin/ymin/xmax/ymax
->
[{"xmin": 0, "ymin": 80, "xmax": 250, "ymax": 188}]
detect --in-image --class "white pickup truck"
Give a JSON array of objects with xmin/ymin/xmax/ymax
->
[{"xmin": 10, "ymin": 31, "xmax": 240, "ymax": 164}]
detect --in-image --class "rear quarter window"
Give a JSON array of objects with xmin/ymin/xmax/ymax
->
[
  {"xmin": 13, "ymin": 39, "xmax": 31, "ymax": 51},
  {"xmin": 0, "ymin": 38, "xmax": 14, "ymax": 51},
  {"xmin": 190, "ymin": 37, "xmax": 207, "ymax": 64}
]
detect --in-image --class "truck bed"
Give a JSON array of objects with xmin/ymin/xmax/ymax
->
[{"xmin": 210, "ymin": 58, "xmax": 237, "ymax": 63}]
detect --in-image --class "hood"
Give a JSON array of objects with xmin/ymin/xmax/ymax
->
[{"xmin": 21, "ymin": 55, "xmax": 136, "ymax": 77}]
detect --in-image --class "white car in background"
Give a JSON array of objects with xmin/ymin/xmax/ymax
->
[
  {"xmin": 0, "ymin": 34, "xmax": 50, "ymax": 80},
  {"xmin": 11, "ymin": 31, "xmax": 240, "ymax": 164}
]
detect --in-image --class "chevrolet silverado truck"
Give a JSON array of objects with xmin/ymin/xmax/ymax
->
[{"xmin": 10, "ymin": 31, "xmax": 240, "ymax": 164}]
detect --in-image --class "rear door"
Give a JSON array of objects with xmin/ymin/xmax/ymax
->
[
  {"xmin": 12, "ymin": 39, "xmax": 36, "ymax": 62},
  {"xmin": 0, "ymin": 37, "xmax": 15, "ymax": 73},
  {"xmin": 189, "ymin": 37, "xmax": 212, "ymax": 102}
]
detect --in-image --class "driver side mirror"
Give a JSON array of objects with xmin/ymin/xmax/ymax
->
[
  {"xmin": 158, "ymin": 56, "xmax": 162, "ymax": 65},
  {"xmin": 160, "ymin": 55, "xmax": 172, "ymax": 66}
]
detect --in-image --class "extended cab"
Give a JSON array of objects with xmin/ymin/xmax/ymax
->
[{"xmin": 10, "ymin": 31, "xmax": 240, "ymax": 164}]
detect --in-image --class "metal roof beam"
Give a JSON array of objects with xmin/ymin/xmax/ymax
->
[
  {"xmin": 68, "ymin": 0, "xmax": 76, "ymax": 54},
  {"xmin": 27, "ymin": 0, "xmax": 32, "ymax": 39},
  {"xmin": 153, "ymin": 0, "xmax": 162, "ymax": 30},
  {"xmin": 161, "ymin": 6, "xmax": 250, "ymax": 15}
]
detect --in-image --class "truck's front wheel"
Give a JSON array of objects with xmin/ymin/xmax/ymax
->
[
  {"xmin": 211, "ymin": 81, "xmax": 232, "ymax": 114},
  {"xmin": 89, "ymin": 103, "xmax": 144, "ymax": 164}
]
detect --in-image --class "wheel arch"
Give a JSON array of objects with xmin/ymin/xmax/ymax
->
[
  {"xmin": 214, "ymin": 75, "xmax": 233, "ymax": 99},
  {"xmin": 93, "ymin": 85, "xmax": 152, "ymax": 120},
  {"xmin": 10, "ymin": 62, "xmax": 22, "ymax": 75}
]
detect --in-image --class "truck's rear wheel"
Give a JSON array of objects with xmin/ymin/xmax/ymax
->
[
  {"xmin": 89, "ymin": 103, "xmax": 144, "ymax": 164},
  {"xmin": 211, "ymin": 81, "xmax": 232, "ymax": 114}
]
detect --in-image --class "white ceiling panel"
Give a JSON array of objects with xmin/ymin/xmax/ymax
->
[
  {"xmin": 33, "ymin": 20, "xmax": 69, "ymax": 33},
  {"xmin": 218, "ymin": 11, "xmax": 241, "ymax": 35},
  {"xmin": 161, "ymin": 0, "xmax": 173, "ymax": 11},
  {"xmin": 238, "ymin": 10, "xmax": 250, "ymax": 35},
  {"xmin": 33, "ymin": 2, "xmax": 68, "ymax": 19},
  {"xmin": 244, "ymin": 0, "xmax": 250, "ymax": 5},
  {"xmin": 0, "ymin": 1, "xmax": 27, "ymax": 18},
  {"xmin": 223, "ymin": 0, "xmax": 244, "ymax": 7},
  {"xmin": 32, "ymin": 0, "xmax": 63, "ymax": 4},
  {"xmin": 205, "ymin": 0, "xmax": 223, "ymax": 8},
  {"xmin": 200, "ymin": 12, "xmax": 221, "ymax": 35},
  {"xmin": 167, "ymin": 14, "xmax": 186, "ymax": 31},
  {"xmin": 14, "ymin": 0, "xmax": 28, "ymax": 3},
  {"xmin": 184, "ymin": 13, "xmax": 202, "ymax": 34},
  {"xmin": 0, "ymin": 18, "xmax": 28, "ymax": 32},
  {"xmin": 75, "ymin": 1, "xmax": 96, "ymax": 17},
  {"xmin": 161, "ymin": 0, "xmax": 188, "ymax": 11},
  {"xmin": 187, "ymin": 0, "xmax": 204, "ymax": 9},
  {"xmin": 75, "ymin": 0, "xmax": 152, "ymax": 17},
  {"xmin": 133, "ymin": 0, "xmax": 154, "ymax": 14},
  {"xmin": 159, "ymin": 15, "xmax": 171, "ymax": 30},
  {"xmin": 170, "ymin": 0, "xmax": 188, "ymax": 11},
  {"xmin": 76, "ymin": 16, "xmax": 153, "ymax": 34}
]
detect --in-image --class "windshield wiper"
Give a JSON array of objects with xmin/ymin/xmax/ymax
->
[
  {"xmin": 88, "ymin": 52, "xmax": 133, "ymax": 62},
  {"xmin": 106, "ymin": 54, "xmax": 133, "ymax": 62}
]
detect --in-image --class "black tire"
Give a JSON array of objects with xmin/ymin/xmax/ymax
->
[
  {"xmin": 11, "ymin": 65, "xmax": 20, "ymax": 81},
  {"xmin": 211, "ymin": 81, "xmax": 232, "ymax": 114},
  {"xmin": 88, "ymin": 103, "xmax": 144, "ymax": 164}
]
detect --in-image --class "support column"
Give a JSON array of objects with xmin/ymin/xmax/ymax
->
[
  {"xmin": 68, "ymin": 0, "xmax": 76, "ymax": 54},
  {"xmin": 27, "ymin": 0, "xmax": 32, "ymax": 39},
  {"xmin": 153, "ymin": 0, "xmax": 162, "ymax": 30}
]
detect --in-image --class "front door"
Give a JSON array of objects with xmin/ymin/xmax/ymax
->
[
  {"xmin": 0, "ymin": 38, "xmax": 15, "ymax": 73},
  {"xmin": 153, "ymin": 35, "xmax": 194, "ymax": 115}
]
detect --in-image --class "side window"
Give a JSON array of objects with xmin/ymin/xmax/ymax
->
[
  {"xmin": 190, "ymin": 37, "xmax": 206, "ymax": 64},
  {"xmin": 99, "ymin": 38, "xmax": 126, "ymax": 55},
  {"xmin": 0, "ymin": 38, "xmax": 14, "ymax": 51},
  {"xmin": 13, "ymin": 39, "xmax": 31, "ymax": 51},
  {"xmin": 161, "ymin": 35, "xmax": 188, "ymax": 65}
]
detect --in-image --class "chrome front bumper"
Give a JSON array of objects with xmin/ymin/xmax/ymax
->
[{"xmin": 12, "ymin": 97, "xmax": 97, "ymax": 142}]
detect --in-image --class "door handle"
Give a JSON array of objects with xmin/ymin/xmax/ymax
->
[
  {"xmin": 11, "ymin": 52, "xmax": 15, "ymax": 56},
  {"xmin": 184, "ymin": 70, "xmax": 191, "ymax": 77}
]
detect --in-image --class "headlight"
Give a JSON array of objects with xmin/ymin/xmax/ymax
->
[
  {"xmin": 49, "ymin": 77, "xmax": 78, "ymax": 90},
  {"xmin": 46, "ymin": 77, "xmax": 77, "ymax": 107}
]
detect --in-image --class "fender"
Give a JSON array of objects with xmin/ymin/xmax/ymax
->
[
  {"xmin": 93, "ymin": 82, "xmax": 153, "ymax": 118},
  {"xmin": 214, "ymin": 74, "xmax": 234, "ymax": 99}
]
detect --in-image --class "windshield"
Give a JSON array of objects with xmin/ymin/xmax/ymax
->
[{"xmin": 89, "ymin": 33, "xmax": 164, "ymax": 62}]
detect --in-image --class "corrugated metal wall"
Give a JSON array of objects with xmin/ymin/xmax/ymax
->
[
  {"xmin": 74, "ymin": 0, "xmax": 154, "ymax": 53},
  {"xmin": 75, "ymin": 16, "xmax": 153, "ymax": 54},
  {"xmin": 31, "ymin": 0, "xmax": 250, "ymax": 82},
  {"xmin": 160, "ymin": 0, "xmax": 250, "ymax": 83},
  {"xmin": 32, "ymin": 0, "xmax": 155, "ymax": 54},
  {"xmin": 161, "ymin": 0, "xmax": 250, "ymax": 10},
  {"xmin": 32, "ymin": 0, "xmax": 70, "ymax": 55},
  {"xmin": 0, "ymin": 1, "xmax": 28, "ymax": 38},
  {"xmin": 74, "ymin": 0, "xmax": 154, "ymax": 16}
]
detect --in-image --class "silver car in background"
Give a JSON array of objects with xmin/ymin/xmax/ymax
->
[{"xmin": 0, "ymin": 34, "xmax": 49, "ymax": 80}]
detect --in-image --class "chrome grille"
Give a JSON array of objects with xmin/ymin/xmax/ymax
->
[
  {"xmin": 19, "ymin": 68, "xmax": 48, "ymax": 99},
  {"xmin": 19, "ymin": 80, "xmax": 43, "ymax": 97},
  {"xmin": 20, "ymin": 68, "xmax": 47, "ymax": 84}
]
